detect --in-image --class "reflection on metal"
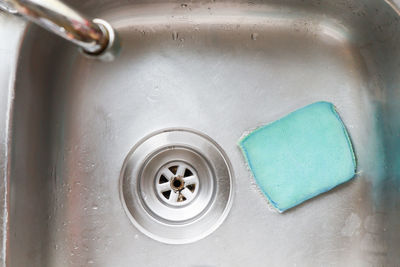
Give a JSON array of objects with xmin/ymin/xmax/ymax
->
[{"xmin": 0, "ymin": 1, "xmax": 18, "ymax": 14}]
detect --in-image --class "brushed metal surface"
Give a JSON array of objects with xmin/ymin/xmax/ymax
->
[{"xmin": 1, "ymin": 0, "xmax": 400, "ymax": 266}]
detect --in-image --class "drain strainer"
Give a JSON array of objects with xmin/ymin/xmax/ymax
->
[
  {"xmin": 120, "ymin": 129, "xmax": 233, "ymax": 244},
  {"xmin": 155, "ymin": 161, "xmax": 199, "ymax": 206}
]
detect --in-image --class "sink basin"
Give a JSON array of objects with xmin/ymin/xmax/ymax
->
[{"xmin": 2, "ymin": 0, "xmax": 400, "ymax": 266}]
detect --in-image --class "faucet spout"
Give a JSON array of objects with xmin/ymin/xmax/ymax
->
[{"xmin": 0, "ymin": 0, "xmax": 117, "ymax": 57}]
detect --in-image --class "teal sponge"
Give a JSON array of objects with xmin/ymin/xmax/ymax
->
[{"xmin": 239, "ymin": 102, "xmax": 356, "ymax": 212}]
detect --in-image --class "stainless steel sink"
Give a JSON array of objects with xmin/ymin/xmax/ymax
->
[{"xmin": 1, "ymin": 0, "xmax": 400, "ymax": 266}]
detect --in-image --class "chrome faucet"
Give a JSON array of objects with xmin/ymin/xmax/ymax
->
[{"xmin": 0, "ymin": 0, "xmax": 119, "ymax": 60}]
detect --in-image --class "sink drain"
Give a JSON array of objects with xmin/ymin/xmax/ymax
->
[
  {"xmin": 120, "ymin": 129, "xmax": 233, "ymax": 244},
  {"xmin": 155, "ymin": 161, "xmax": 199, "ymax": 206}
]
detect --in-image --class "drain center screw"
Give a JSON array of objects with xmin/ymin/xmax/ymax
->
[{"xmin": 171, "ymin": 176, "xmax": 185, "ymax": 191}]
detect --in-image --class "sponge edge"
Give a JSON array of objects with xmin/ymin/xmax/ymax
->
[{"xmin": 239, "ymin": 101, "xmax": 356, "ymax": 212}]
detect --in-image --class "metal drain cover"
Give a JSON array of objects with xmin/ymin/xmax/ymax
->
[
  {"xmin": 155, "ymin": 161, "xmax": 200, "ymax": 207},
  {"xmin": 120, "ymin": 129, "xmax": 233, "ymax": 244}
]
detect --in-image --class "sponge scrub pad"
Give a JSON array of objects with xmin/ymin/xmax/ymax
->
[{"xmin": 239, "ymin": 101, "xmax": 356, "ymax": 212}]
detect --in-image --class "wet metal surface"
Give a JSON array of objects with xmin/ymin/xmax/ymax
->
[{"xmin": 1, "ymin": 0, "xmax": 400, "ymax": 266}]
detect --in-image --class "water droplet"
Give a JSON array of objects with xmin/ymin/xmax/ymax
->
[
  {"xmin": 172, "ymin": 31, "xmax": 178, "ymax": 40},
  {"xmin": 92, "ymin": 205, "xmax": 98, "ymax": 210},
  {"xmin": 251, "ymin": 33, "xmax": 259, "ymax": 40},
  {"xmin": 88, "ymin": 260, "xmax": 94, "ymax": 264},
  {"xmin": 134, "ymin": 234, "xmax": 139, "ymax": 240},
  {"xmin": 181, "ymin": 3, "xmax": 188, "ymax": 8}
]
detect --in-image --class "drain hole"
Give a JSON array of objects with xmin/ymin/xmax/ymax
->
[
  {"xmin": 187, "ymin": 184, "xmax": 196, "ymax": 192},
  {"xmin": 178, "ymin": 194, "xmax": 187, "ymax": 202},
  {"xmin": 159, "ymin": 175, "xmax": 168, "ymax": 184},
  {"xmin": 184, "ymin": 169, "xmax": 193, "ymax": 177},
  {"xmin": 169, "ymin": 166, "xmax": 178, "ymax": 175},
  {"xmin": 162, "ymin": 190, "xmax": 171, "ymax": 199}
]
